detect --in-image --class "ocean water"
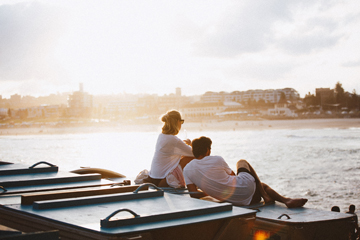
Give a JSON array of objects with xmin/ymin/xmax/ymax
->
[{"xmin": 0, "ymin": 127, "xmax": 359, "ymax": 212}]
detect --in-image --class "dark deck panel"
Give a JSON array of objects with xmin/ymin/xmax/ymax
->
[
  {"xmin": 101, "ymin": 203, "xmax": 232, "ymax": 228},
  {"xmin": 247, "ymin": 202, "xmax": 354, "ymax": 224},
  {"xmin": 0, "ymin": 172, "xmax": 101, "ymax": 188},
  {"xmin": 0, "ymin": 230, "xmax": 60, "ymax": 240},
  {"xmin": 0, "ymin": 161, "xmax": 13, "ymax": 165},
  {"xmin": 0, "ymin": 179, "xmax": 114, "ymax": 196},
  {"xmin": 1, "ymin": 183, "xmax": 133, "ymax": 206},
  {"xmin": 0, "ymin": 163, "xmax": 58, "ymax": 176},
  {"xmin": 33, "ymin": 190, "xmax": 164, "ymax": 210},
  {"xmin": 21, "ymin": 185, "xmax": 142, "ymax": 205},
  {"xmin": 244, "ymin": 202, "xmax": 356, "ymax": 240}
]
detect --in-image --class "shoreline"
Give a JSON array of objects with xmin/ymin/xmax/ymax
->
[{"xmin": 0, "ymin": 118, "xmax": 359, "ymax": 136}]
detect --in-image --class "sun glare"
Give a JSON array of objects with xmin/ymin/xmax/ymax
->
[{"xmin": 253, "ymin": 230, "xmax": 270, "ymax": 240}]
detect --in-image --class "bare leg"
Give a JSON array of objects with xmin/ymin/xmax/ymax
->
[
  {"xmin": 236, "ymin": 159, "xmax": 307, "ymax": 208},
  {"xmin": 262, "ymin": 183, "xmax": 308, "ymax": 208},
  {"xmin": 179, "ymin": 156, "xmax": 195, "ymax": 169},
  {"xmin": 158, "ymin": 178, "xmax": 169, "ymax": 187},
  {"xmin": 236, "ymin": 160, "xmax": 274, "ymax": 203}
]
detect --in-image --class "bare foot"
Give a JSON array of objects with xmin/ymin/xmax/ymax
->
[
  {"xmin": 284, "ymin": 198, "xmax": 308, "ymax": 208},
  {"xmin": 262, "ymin": 193, "xmax": 275, "ymax": 204},
  {"xmin": 264, "ymin": 199, "xmax": 275, "ymax": 205}
]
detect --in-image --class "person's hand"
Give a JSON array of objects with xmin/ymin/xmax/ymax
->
[{"xmin": 184, "ymin": 139, "xmax": 192, "ymax": 146}]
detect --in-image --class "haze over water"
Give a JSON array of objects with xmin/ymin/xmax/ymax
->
[{"xmin": 0, "ymin": 127, "xmax": 359, "ymax": 212}]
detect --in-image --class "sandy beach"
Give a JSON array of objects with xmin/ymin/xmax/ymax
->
[{"xmin": 0, "ymin": 118, "xmax": 359, "ymax": 136}]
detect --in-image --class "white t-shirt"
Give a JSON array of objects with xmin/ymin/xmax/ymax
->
[
  {"xmin": 149, "ymin": 133, "xmax": 193, "ymax": 179},
  {"xmin": 183, "ymin": 155, "xmax": 256, "ymax": 206}
]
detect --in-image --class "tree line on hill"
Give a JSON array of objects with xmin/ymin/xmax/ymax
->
[{"xmin": 304, "ymin": 82, "xmax": 359, "ymax": 111}]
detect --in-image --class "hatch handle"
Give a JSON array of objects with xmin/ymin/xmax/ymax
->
[
  {"xmin": 104, "ymin": 208, "xmax": 140, "ymax": 221},
  {"xmin": 29, "ymin": 161, "xmax": 56, "ymax": 169},
  {"xmin": 133, "ymin": 183, "xmax": 163, "ymax": 193},
  {"xmin": 0, "ymin": 186, "xmax": 7, "ymax": 194},
  {"xmin": 278, "ymin": 214, "xmax": 291, "ymax": 220}
]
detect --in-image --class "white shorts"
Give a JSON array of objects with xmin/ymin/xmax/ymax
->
[
  {"xmin": 166, "ymin": 165, "xmax": 186, "ymax": 188},
  {"xmin": 228, "ymin": 172, "xmax": 256, "ymax": 206}
]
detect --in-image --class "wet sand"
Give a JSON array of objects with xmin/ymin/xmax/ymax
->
[{"xmin": 0, "ymin": 118, "xmax": 359, "ymax": 136}]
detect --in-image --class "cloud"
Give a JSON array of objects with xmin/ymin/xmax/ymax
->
[
  {"xmin": 0, "ymin": 1, "xmax": 66, "ymax": 81},
  {"xmin": 192, "ymin": 0, "xmax": 350, "ymax": 58},
  {"xmin": 193, "ymin": 0, "xmax": 293, "ymax": 58},
  {"xmin": 277, "ymin": 34, "xmax": 342, "ymax": 55},
  {"xmin": 276, "ymin": 17, "xmax": 345, "ymax": 55},
  {"xmin": 342, "ymin": 59, "xmax": 360, "ymax": 67},
  {"xmin": 225, "ymin": 59, "xmax": 296, "ymax": 82}
]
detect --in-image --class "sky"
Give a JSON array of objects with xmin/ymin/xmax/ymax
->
[{"xmin": 0, "ymin": 0, "xmax": 359, "ymax": 98}]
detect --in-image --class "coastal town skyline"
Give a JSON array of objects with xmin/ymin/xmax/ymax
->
[
  {"xmin": 0, "ymin": 81, "xmax": 357, "ymax": 100},
  {"xmin": 0, "ymin": 1, "xmax": 359, "ymax": 99},
  {"xmin": 1, "ymin": 81, "xmax": 358, "ymax": 122}
]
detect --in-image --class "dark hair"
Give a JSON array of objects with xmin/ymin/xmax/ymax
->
[
  {"xmin": 349, "ymin": 204, "xmax": 356, "ymax": 212},
  {"xmin": 331, "ymin": 206, "xmax": 340, "ymax": 212},
  {"xmin": 192, "ymin": 136, "xmax": 212, "ymax": 158}
]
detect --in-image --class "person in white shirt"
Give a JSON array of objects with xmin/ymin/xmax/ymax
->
[
  {"xmin": 183, "ymin": 136, "xmax": 308, "ymax": 208},
  {"xmin": 146, "ymin": 110, "xmax": 194, "ymax": 188}
]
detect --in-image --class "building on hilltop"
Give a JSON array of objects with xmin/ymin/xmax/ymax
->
[
  {"xmin": 157, "ymin": 87, "xmax": 184, "ymax": 112},
  {"xmin": 25, "ymin": 105, "xmax": 62, "ymax": 119},
  {"xmin": 201, "ymin": 91, "xmax": 225, "ymax": 103},
  {"xmin": 158, "ymin": 93, "xmax": 179, "ymax": 112},
  {"xmin": 106, "ymin": 95, "xmax": 138, "ymax": 120},
  {"xmin": 10, "ymin": 94, "xmax": 21, "ymax": 107},
  {"xmin": 201, "ymin": 88, "xmax": 300, "ymax": 104},
  {"xmin": 0, "ymin": 108, "xmax": 7, "ymax": 119},
  {"xmin": 316, "ymin": 88, "xmax": 335, "ymax": 108},
  {"xmin": 67, "ymin": 83, "xmax": 93, "ymax": 117},
  {"xmin": 102, "ymin": 88, "xmax": 188, "ymax": 121},
  {"xmin": 282, "ymin": 88, "xmax": 300, "ymax": 100}
]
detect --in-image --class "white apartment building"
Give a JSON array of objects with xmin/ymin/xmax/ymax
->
[
  {"xmin": 27, "ymin": 106, "xmax": 43, "ymax": 118},
  {"xmin": 107, "ymin": 98, "xmax": 138, "ymax": 118},
  {"xmin": 67, "ymin": 84, "xmax": 93, "ymax": 117},
  {"xmin": 158, "ymin": 93, "xmax": 180, "ymax": 112},
  {"xmin": 180, "ymin": 103, "xmax": 226, "ymax": 118},
  {"xmin": 201, "ymin": 88, "xmax": 300, "ymax": 104},
  {"xmin": 281, "ymin": 88, "xmax": 300, "ymax": 100},
  {"xmin": 200, "ymin": 92, "xmax": 224, "ymax": 103},
  {"xmin": 23, "ymin": 105, "xmax": 61, "ymax": 118},
  {"xmin": 266, "ymin": 103, "xmax": 297, "ymax": 117},
  {"xmin": 68, "ymin": 91, "xmax": 93, "ymax": 109},
  {"xmin": 42, "ymin": 105, "xmax": 61, "ymax": 118},
  {"xmin": 0, "ymin": 108, "xmax": 7, "ymax": 118}
]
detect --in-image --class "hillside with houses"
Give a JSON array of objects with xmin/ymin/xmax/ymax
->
[{"xmin": 0, "ymin": 82, "xmax": 359, "ymax": 129}]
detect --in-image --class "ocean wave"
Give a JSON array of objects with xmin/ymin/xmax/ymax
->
[
  {"xmin": 305, "ymin": 190, "xmax": 318, "ymax": 197},
  {"xmin": 344, "ymin": 166, "xmax": 360, "ymax": 171},
  {"xmin": 286, "ymin": 134, "xmax": 360, "ymax": 140}
]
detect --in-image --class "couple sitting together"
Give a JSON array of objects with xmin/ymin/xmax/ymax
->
[{"xmin": 145, "ymin": 110, "xmax": 307, "ymax": 208}]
